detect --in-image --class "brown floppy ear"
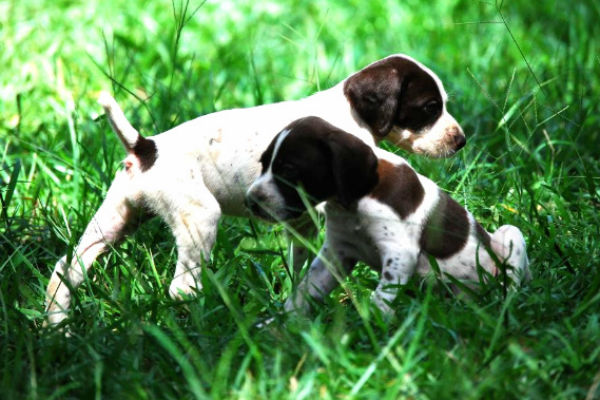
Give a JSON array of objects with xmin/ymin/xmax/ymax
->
[
  {"xmin": 344, "ymin": 65, "xmax": 402, "ymax": 137},
  {"xmin": 327, "ymin": 132, "xmax": 379, "ymax": 208}
]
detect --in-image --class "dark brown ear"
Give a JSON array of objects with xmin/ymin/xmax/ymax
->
[
  {"xmin": 344, "ymin": 65, "xmax": 402, "ymax": 137},
  {"xmin": 327, "ymin": 133, "xmax": 379, "ymax": 208}
]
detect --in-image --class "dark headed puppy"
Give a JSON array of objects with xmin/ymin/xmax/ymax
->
[
  {"xmin": 245, "ymin": 117, "xmax": 379, "ymax": 221},
  {"xmin": 246, "ymin": 117, "xmax": 530, "ymax": 314}
]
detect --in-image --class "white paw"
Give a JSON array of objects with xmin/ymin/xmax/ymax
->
[
  {"xmin": 168, "ymin": 279, "xmax": 202, "ymax": 300},
  {"xmin": 372, "ymin": 292, "xmax": 394, "ymax": 316},
  {"xmin": 492, "ymin": 225, "xmax": 531, "ymax": 283}
]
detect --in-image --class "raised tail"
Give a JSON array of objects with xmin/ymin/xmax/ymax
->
[
  {"xmin": 98, "ymin": 91, "xmax": 142, "ymax": 151},
  {"xmin": 98, "ymin": 91, "xmax": 157, "ymax": 171}
]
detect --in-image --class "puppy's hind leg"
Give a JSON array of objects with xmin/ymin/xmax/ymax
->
[
  {"xmin": 490, "ymin": 225, "xmax": 531, "ymax": 284},
  {"xmin": 154, "ymin": 182, "xmax": 222, "ymax": 300},
  {"xmin": 47, "ymin": 92, "xmax": 151, "ymax": 327},
  {"xmin": 46, "ymin": 171, "xmax": 138, "ymax": 326}
]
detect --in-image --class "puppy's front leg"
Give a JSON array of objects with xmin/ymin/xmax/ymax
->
[
  {"xmin": 373, "ymin": 247, "xmax": 419, "ymax": 315},
  {"xmin": 284, "ymin": 240, "xmax": 352, "ymax": 314},
  {"xmin": 46, "ymin": 171, "xmax": 137, "ymax": 326},
  {"xmin": 288, "ymin": 214, "xmax": 318, "ymax": 273}
]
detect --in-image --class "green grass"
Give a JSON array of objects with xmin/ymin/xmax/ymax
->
[{"xmin": 1, "ymin": 0, "xmax": 600, "ymax": 398}]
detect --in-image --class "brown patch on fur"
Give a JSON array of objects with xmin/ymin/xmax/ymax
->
[
  {"xmin": 133, "ymin": 136, "xmax": 157, "ymax": 172},
  {"xmin": 420, "ymin": 191, "xmax": 469, "ymax": 259},
  {"xmin": 370, "ymin": 160, "xmax": 424, "ymax": 219},
  {"xmin": 475, "ymin": 222, "xmax": 498, "ymax": 276},
  {"xmin": 474, "ymin": 222, "xmax": 491, "ymax": 248}
]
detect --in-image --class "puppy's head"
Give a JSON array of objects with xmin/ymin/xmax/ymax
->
[
  {"xmin": 344, "ymin": 54, "xmax": 465, "ymax": 158},
  {"xmin": 246, "ymin": 117, "xmax": 379, "ymax": 221}
]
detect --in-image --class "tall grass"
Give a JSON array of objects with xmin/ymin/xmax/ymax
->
[{"xmin": 1, "ymin": 0, "xmax": 599, "ymax": 398}]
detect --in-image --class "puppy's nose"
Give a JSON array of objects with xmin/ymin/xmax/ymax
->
[
  {"xmin": 446, "ymin": 126, "xmax": 466, "ymax": 150},
  {"xmin": 453, "ymin": 134, "xmax": 466, "ymax": 150}
]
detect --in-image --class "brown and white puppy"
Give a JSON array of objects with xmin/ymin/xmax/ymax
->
[
  {"xmin": 46, "ymin": 54, "xmax": 465, "ymax": 326},
  {"xmin": 246, "ymin": 117, "xmax": 530, "ymax": 315}
]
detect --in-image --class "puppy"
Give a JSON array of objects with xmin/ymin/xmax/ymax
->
[
  {"xmin": 246, "ymin": 117, "xmax": 530, "ymax": 315},
  {"xmin": 46, "ymin": 54, "xmax": 465, "ymax": 325}
]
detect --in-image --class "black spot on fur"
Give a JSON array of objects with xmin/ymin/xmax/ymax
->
[{"xmin": 134, "ymin": 137, "xmax": 157, "ymax": 172}]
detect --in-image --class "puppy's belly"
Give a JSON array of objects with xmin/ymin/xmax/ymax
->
[
  {"xmin": 201, "ymin": 157, "xmax": 261, "ymax": 216},
  {"xmin": 415, "ymin": 238, "xmax": 493, "ymax": 281}
]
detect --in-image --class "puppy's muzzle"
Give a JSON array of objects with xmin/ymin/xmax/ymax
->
[{"xmin": 245, "ymin": 191, "xmax": 275, "ymax": 221}]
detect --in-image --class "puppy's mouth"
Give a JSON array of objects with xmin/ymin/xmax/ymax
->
[
  {"xmin": 418, "ymin": 146, "xmax": 458, "ymax": 159},
  {"xmin": 386, "ymin": 131, "xmax": 465, "ymax": 158}
]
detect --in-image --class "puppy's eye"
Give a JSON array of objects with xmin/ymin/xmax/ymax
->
[{"xmin": 422, "ymin": 100, "xmax": 440, "ymax": 115}]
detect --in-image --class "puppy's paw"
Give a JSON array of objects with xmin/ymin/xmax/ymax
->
[
  {"xmin": 371, "ymin": 291, "xmax": 395, "ymax": 318},
  {"xmin": 491, "ymin": 225, "xmax": 531, "ymax": 284},
  {"xmin": 168, "ymin": 279, "xmax": 202, "ymax": 300}
]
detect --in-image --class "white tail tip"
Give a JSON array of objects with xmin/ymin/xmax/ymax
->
[
  {"xmin": 97, "ymin": 91, "xmax": 140, "ymax": 150},
  {"xmin": 98, "ymin": 91, "xmax": 116, "ymax": 109}
]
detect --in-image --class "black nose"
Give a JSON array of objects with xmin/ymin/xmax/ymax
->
[{"xmin": 454, "ymin": 134, "xmax": 466, "ymax": 150}]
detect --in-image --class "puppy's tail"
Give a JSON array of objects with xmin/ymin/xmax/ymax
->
[
  {"xmin": 98, "ymin": 91, "xmax": 143, "ymax": 151},
  {"xmin": 98, "ymin": 92, "xmax": 157, "ymax": 171}
]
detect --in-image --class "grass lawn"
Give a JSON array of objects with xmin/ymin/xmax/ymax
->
[{"xmin": 1, "ymin": 0, "xmax": 599, "ymax": 398}]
